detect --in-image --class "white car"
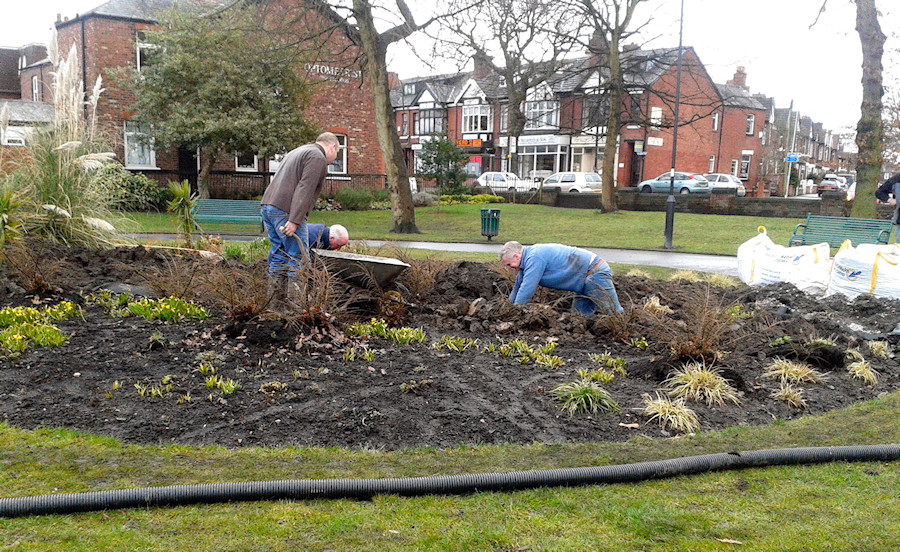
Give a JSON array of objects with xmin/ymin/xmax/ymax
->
[
  {"xmin": 475, "ymin": 172, "xmax": 536, "ymax": 193},
  {"xmin": 703, "ymin": 173, "xmax": 747, "ymax": 197},
  {"xmin": 541, "ymin": 171, "xmax": 603, "ymax": 193}
]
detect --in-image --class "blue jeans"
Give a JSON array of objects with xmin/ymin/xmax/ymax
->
[
  {"xmin": 261, "ymin": 205, "xmax": 308, "ymax": 277},
  {"xmin": 575, "ymin": 261, "xmax": 624, "ymax": 315}
]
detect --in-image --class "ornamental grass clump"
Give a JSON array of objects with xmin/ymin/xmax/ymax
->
[
  {"xmin": 3, "ymin": 40, "xmax": 121, "ymax": 248},
  {"xmin": 847, "ymin": 360, "xmax": 878, "ymax": 386},
  {"xmin": 866, "ymin": 340, "xmax": 890, "ymax": 360},
  {"xmin": 641, "ymin": 393, "xmax": 700, "ymax": 434},
  {"xmin": 771, "ymin": 384, "xmax": 806, "ymax": 409},
  {"xmin": 664, "ymin": 362, "xmax": 740, "ymax": 406},
  {"xmin": 763, "ymin": 358, "xmax": 827, "ymax": 385},
  {"xmin": 433, "ymin": 335, "xmax": 479, "ymax": 352},
  {"xmin": 550, "ymin": 381, "xmax": 619, "ymax": 417}
]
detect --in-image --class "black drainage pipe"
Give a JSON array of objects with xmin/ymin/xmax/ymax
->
[{"xmin": 1, "ymin": 444, "xmax": 897, "ymax": 518}]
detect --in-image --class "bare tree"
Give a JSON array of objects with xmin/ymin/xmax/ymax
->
[
  {"xmin": 850, "ymin": 0, "xmax": 886, "ymax": 217},
  {"xmin": 441, "ymin": 0, "xmax": 582, "ymax": 177}
]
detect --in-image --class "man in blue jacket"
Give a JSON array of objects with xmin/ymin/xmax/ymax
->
[
  {"xmin": 499, "ymin": 241, "xmax": 624, "ymax": 315},
  {"xmin": 306, "ymin": 223, "xmax": 349, "ymax": 250},
  {"xmin": 875, "ymin": 173, "xmax": 900, "ymax": 242}
]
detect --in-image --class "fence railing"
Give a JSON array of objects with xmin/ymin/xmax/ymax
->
[{"xmin": 132, "ymin": 170, "xmax": 387, "ymax": 200}]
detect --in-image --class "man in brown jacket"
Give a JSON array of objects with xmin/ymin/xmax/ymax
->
[{"xmin": 260, "ymin": 132, "xmax": 340, "ymax": 309}]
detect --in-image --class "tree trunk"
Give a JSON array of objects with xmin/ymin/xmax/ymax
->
[
  {"xmin": 850, "ymin": 0, "xmax": 885, "ymax": 219},
  {"xmin": 600, "ymin": 37, "xmax": 623, "ymax": 213},
  {"xmin": 198, "ymin": 147, "xmax": 216, "ymax": 200},
  {"xmin": 353, "ymin": 0, "xmax": 419, "ymax": 234}
]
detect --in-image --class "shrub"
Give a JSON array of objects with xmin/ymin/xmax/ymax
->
[
  {"xmin": 847, "ymin": 361, "xmax": 878, "ymax": 386},
  {"xmin": 771, "ymin": 384, "xmax": 806, "ymax": 409},
  {"xmin": 167, "ymin": 180, "xmax": 198, "ymax": 248},
  {"xmin": 335, "ymin": 187, "xmax": 374, "ymax": 211},
  {"xmin": 763, "ymin": 358, "xmax": 827, "ymax": 385},
  {"xmin": 94, "ymin": 163, "xmax": 169, "ymax": 211}
]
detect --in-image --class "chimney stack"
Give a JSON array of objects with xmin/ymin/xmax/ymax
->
[
  {"xmin": 727, "ymin": 66, "xmax": 748, "ymax": 90},
  {"xmin": 473, "ymin": 53, "xmax": 493, "ymax": 81}
]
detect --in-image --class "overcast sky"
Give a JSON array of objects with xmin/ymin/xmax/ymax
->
[{"xmin": 4, "ymin": 0, "xmax": 898, "ymax": 132}]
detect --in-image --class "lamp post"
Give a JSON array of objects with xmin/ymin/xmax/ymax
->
[{"xmin": 663, "ymin": 0, "xmax": 685, "ymax": 250}]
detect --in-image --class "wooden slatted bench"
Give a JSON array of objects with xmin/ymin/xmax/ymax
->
[
  {"xmin": 788, "ymin": 214, "xmax": 893, "ymax": 248},
  {"xmin": 193, "ymin": 199, "xmax": 264, "ymax": 232}
]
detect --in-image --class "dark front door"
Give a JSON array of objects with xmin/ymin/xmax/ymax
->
[
  {"xmin": 630, "ymin": 145, "xmax": 644, "ymax": 187},
  {"xmin": 177, "ymin": 147, "xmax": 198, "ymax": 190}
]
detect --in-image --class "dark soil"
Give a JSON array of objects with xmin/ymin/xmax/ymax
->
[{"xmin": 2, "ymin": 242, "xmax": 900, "ymax": 451}]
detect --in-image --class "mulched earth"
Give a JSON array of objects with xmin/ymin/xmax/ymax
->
[{"xmin": 1, "ymin": 241, "xmax": 899, "ymax": 450}]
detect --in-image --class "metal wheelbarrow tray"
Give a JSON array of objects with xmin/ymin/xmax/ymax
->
[{"xmin": 312, "ymin": 249, "xmax": 410, "ymax": 289}]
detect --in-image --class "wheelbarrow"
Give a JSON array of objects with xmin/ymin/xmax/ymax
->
[
  {"xmin": 280, "ymin": 225, "xmax": 410, "ymax": 290},
  {"xmin": 312, "ymin": 248, "xmax": 410, "ymax": 290}
]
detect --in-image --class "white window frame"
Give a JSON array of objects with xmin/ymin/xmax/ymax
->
[
  {"xmin": 524, "ymin": 100, "xmax": 559, "ymax": 130},
  {"xmin": 499, "ymin": 104, "xmax": 508, "ymax": 133},
  {"xmin": 712, "ymin": 112, "xmax": 719, "ymax": 131},
  {"xmin": 745, "ymin": 114, "xmax": 755, "ymax": 135},
  {"xmin": 708, "ymin": 155, "xmax": 715, "ymax": 173},
  {"xmin": 235, "ymin": 152, "xmax": 258, "ymax": 172},
  {"xmin": 413, "ymin": 109, "xmax": 444, "ymax": 136},
  {"xmin": 403, "ymin": 83, "xmax": 415, "ymax": 95},
  {"xmin": 462, "ymin": 104, "xmax": 493, "ymax": 133},
  {"xmin": 269, "ymin": 153, "xmax": 284, "ymax": 174},
  {"xmin": 31, "ymin": 76, "xmax": 40, "ymax": 102},
  {"xmin": 730, "ymin": 159, "xmax": 739, "ymax": 177},
  {"xmin": 327, "ymin": 134, "xmax": 348, "ymax": 174},
  {"xmin": 650, "ymin": 106, "xmax": 663, "ymax": 129},
  {"xmin": 123, "ymin": 121, "xmax": 157, "ymax": 169},
  {"xmin": 739, "ymin": 153, "xmax": 752, "ymax": 179},
  {"xmin": 136, "ymin": 30, "xmax": 158, "ymax": 72}
]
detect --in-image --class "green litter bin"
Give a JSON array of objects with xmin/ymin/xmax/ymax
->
[{"xmin": 480, "ymin": 208, "xmax": 501, "ymax": 241}]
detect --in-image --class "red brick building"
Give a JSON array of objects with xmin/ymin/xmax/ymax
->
[{"xmin": 17, "ymin": 0, "xmax": 383, "ymax": 198}]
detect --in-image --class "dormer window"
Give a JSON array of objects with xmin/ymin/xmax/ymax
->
[{"xmin": 403, "ymin": 83, "xmax": 415, "ymax": 95}]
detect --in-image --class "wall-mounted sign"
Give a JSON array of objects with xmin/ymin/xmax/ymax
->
[
  {"xmin": 305, "ymin": 63, "xmax": 362, "ymax": 83},
  {"xmin": 647, "ymin": 137, "xmax": 664, "ymax": 147},
  {"xmin": 457, "ymin": 139, "xmax": 482, "ymax": 148}
]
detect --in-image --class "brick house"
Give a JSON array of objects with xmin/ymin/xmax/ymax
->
[
  {"xmin": 17, "ymin": 0, "xmax": 383, "ymax": 198},
  {"xmin": 392, "ymin": 47, "xmax": 771, "ymax": 191}
]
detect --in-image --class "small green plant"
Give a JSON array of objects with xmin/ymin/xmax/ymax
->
[
  {"xmin": 134, "ymin": 375, "xmax": 175, "ymax": 399},
  {"xmin": 433, "ymin": 335, "xmax": 479, "ymax": 352},
  {"xmin": 577, "ymin": 368, "xmax": 615, "ymax": 385},
  {"xmin": 400, "ymin": 379, "xmax": 434, "ymax": 393},
  {"xmin": 177, "ymin": 393, "xmax": 193, "ymax": 404},
  {"xmin": 537, "ymin": 341, "xmax": 557, "ymax": 355},
  {"xmin": 589, "ymin": 351, "xmax": 626, "ymax": 372},
  {"xmin": 482, "ymin": 342, "xmax": 498, "ymax": 354},
  {"xmin": 148, "ymin": 332, "xmax": 168, "ymax": 349},
  {"xmin": 763, "ymin": 359, "xmax": 827, "ymax": 385},
  {"xmin": 195, "ymin": 351, "xmax": 226, "ymax": 365},
  {"xmin": 664, "ymin": 362, "xmax": 740, "ymax": 406},
  {"xmin": 769, "ymin": 336, "xmax": 793, "ymax": 347},
  {"xmin": 641, "ymin": 393, "xmax": 700, "ymax": 433},
  {"xmin": 343, "ymin": 347, "xmax": 358, "ymax": 363},
  {"xmin": 167, "ymin": 179, "xmax": 198, "ymax": 248},
  {"xmin": 126, "ymin": 296, "xmax": 207, "ymax": 323},
  {"xmin": 771, "ymin": 384, "xmax": 806, "ymax": 409},
  {"xmin": 194, "ymin": 362, "xmax": 217, "ymax": 376},
  {"xmin": 805, "ymin": 338, "xmax": 836, "ymax": 348},
  {"xmin": 726, "ymin": 304, "xmax": 753, "ymax": 320},
  {"xmin": 866, "ymin": 340, "xmax": 890, "ymax": 360},
  {"xmin": 847, "ymin": 361, "xmax": 878, "ymax": 386},
  {"xmin": 630, "ymin": 337, "xmax": 649, "ymax": 351},
  {"xmin": 362, "ymin": 348, "xmax": 376, "ymax": 362},
  {"xmin": 385, "ymin": 327, "xmax": 427, "ymax": 345},
  {"xmin": 551, "ymin": 381, "xmax": 619, "ymax": 416},
  {"xmin": 534, "ymin": 353, "xmax": 563, "ymax": 370}
]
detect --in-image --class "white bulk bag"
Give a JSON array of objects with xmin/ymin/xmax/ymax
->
[
  {"xmin": 825, "ymin": 242, "xmax": 900, "ymax": 299},
  {"xmin": 737, "ymin": 227, "xmax": 831, "ymax": 290},
  {"xmin": 737, "ymin": 227, "xmax": 775, "ymax": 285}
]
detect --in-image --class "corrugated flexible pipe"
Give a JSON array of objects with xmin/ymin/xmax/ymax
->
[{"xmin": 1, "ymin": 444, "xmax": 898, "ymax": 518}]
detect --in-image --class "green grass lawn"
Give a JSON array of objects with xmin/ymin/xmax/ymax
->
[
  {"xmin": 129, "ymin": 204, "xmax": 803, "ymax": 255},
  {"xmin": 2, "ymin": 393, "xmax": 898, "ymax": 550}
]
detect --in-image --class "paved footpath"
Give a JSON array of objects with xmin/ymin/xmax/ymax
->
[{"xmin": 130, "ymin": 234, "xmax": 739, "ymax": 277}]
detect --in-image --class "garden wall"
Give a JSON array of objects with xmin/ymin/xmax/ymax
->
[{"xmin": 477, "ymin": 185, "xmax": 895, "ymax": 220}]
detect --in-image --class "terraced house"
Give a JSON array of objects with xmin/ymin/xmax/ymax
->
[
  {"xmin": 13, "ymin": 0, "xmax": 383, "ymax": 198},
  {"xmin": 391, "ymin": 48, "xmax": 792, "ymax": 194}
]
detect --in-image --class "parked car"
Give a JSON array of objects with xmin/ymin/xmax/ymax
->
[
  {"xmin": 817, "ymin": 174, "xmax": 847, "ymax": 196},
  {"xmin": 638, "ymin": 172, "xmax": 710, "ymax": 194},
  {"xmin": 703, "ymin": 173, "xmax": 747, "ymax": 197},
  {"xmin": 475, "ymin": 172, "xmax": 536, "ymax": 193},
  {"xmin": 541, "ymin": 171, "xmax": 603, "ymax": 193}
]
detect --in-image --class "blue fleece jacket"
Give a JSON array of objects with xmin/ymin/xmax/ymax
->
[{"xmin": 510, "ymin": 244, "xmax": 595, "ymax": 304}]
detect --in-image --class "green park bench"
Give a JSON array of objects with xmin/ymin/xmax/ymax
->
[
  {"xmin": 788, "ymin": 214, "xmax": 893, "ymax": 249},
  {"xmin": 193, "ymin": 199, "xmax": 264, "ymax": 232}
]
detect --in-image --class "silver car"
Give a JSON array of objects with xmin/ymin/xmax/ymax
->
[
  {"xmin": 541, "ymin": 171, "xmax": 603, "ymax": 193},
  {"xmin": 703, "ymin": 173, "xmax": 747, "ymax": 197},
  {"xmin": 638, "ymin": 172, "xmax": 710, "ymax": 194}
]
